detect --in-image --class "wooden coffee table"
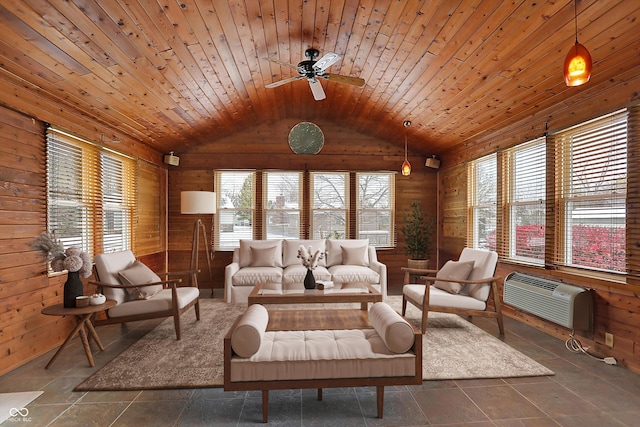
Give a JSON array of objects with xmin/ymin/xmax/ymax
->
[{"xmin": 248, "ymin": 281, "xmax": 382, "ymax": 310}]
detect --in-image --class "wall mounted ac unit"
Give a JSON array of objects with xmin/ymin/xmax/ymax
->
[{"xmin": 503, "ymin": 272, "xmax": 592, "ymax": 331}]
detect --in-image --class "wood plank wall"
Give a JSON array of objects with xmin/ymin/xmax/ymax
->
[
  {"xmin": 169, "ymin": 119, "xmax": 438, "ymax": 292},
  {"xmin": 0, "ymin": 105, "xmax": 166, "ymax": 376}
]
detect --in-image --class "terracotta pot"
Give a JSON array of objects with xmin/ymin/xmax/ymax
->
[{"xmin": 407, "ymin": 259, "xmax": 429, "ymax": 269}]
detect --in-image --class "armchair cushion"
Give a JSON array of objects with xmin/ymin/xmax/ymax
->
[
  {"xmin": 433, "ymin": 260, "xmax": 475, "ymax": 294},
  {"xmin": 118, "ymin": 260, "xmax": 163, "ymax": 300},
  {"xmin": 250, "ymin": 246, "xmax": 277, "ymax": 268},
  {"xmin": 368, "ymin": 302, "xmax": 414, "ymax": 353},
  {"xmin": 459, "ymin": 248, "xmax": 499, "ymax": 301}
]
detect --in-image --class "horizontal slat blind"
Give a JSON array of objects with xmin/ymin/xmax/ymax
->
[
  {"xmin": 551, "ymin": 110, "xmax": 627, "ymax": 272},
  {"xmin": 263, "ymin": 171, "xmax": 302, "ymax": 239},
  {"xmin": 626, "ymin": 105, "xmax": 640, "ymax": 283},
  {"xmin": 356, "ymin": 172, "xmax": 395, "ymax": 247}
]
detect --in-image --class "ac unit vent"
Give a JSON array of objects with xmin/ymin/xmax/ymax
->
[{"xmin": 504, "ymin": 272, "xmax": 592, "ymax": 331}]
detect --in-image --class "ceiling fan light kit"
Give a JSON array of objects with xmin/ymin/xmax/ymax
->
[
  {"xmin": 266, "ymin": 48, "xmax": 365, "ymax": 101},
  {"xmin": 564, "ymin": 0, "xmax": 592, "ymax": 87}
]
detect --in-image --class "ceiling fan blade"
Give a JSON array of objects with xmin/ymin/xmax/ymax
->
[
  {"xmin": 265, "ymin": 57, "xmax": 298, "ymax": 70},
  {"xmin": 313, "ymin": 52, "xmax": 341, "ymax": 72},
  {"xmin": 308, "ymin": 79, "xmax": 326, "ymax": 101},
  {"xmin": 265, "ymin": 75, "xmax": 303, "ymax": 88},
  {"xmin": 324, "ymin": 73, "xmax": 366, "ymax": 87}
]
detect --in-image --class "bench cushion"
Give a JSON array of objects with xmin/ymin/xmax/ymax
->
[{"xmin": 229, "ymin": 329, "xmax": 416, "ymax": 382}]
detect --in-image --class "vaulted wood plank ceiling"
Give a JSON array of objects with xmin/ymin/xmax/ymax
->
[{"xmin": 0, "ymin": 0, "xmax": 638, "ymax": 157}]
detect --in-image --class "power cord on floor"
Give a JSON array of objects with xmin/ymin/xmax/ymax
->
[{"xmin": 565, "ymin": 331, "xmax": 617, "ymax": 365}]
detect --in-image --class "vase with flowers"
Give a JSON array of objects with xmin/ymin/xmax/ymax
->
[
  {"xmin": 297, "ymin": 245, "xmax": 324, "ymax": 289},
  {"xmin": 31, "ymin": 231, "xmax": 92, "ymax": 307}
]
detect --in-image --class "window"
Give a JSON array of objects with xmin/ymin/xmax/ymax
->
[
  {"xmin": 46, "ymin": 128, "xmax": 136, "ymax": 258},
  {"xmin": 468, "ymin": 153, "xmax": 497, "ymax": 250},
  {"xmin": 310, "ymin": 172, "xmax": 348, "ymax": 239},
  {"xmin": 357, "ymin": 173, "xmax": 394, "ymax": 246},
  {"xmin": 215, "ymin": 170, "xmax": 255, "ymax": 248},
  {"xmin": 553, "ymin": 110, "xmax": 627, "ymax": 272},
  {"xmin": 505, "ymin": 138, "xmax": 546, "ymax": 263},
  {"xmin": 263, "ymin": 171, "xmax": 302, "ymax": 239}
]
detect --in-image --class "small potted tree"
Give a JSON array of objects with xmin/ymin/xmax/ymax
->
[{"xmin": 401, "ymin": 201, "xmax": 435, "ymax": 268}]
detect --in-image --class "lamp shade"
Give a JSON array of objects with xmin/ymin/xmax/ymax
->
[
  {"xmin": 181, "ymin": 191, "xmax": 216, "ymax": 214},
  {"xmin": 564, "ymin": 42, "xmax": 592, "ymax": 87}
]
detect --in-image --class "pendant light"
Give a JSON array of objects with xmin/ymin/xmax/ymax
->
[
  {"xmin": 564, "ymin": 0, "xmax": 592, "ymax": 87},
  {"xmin": 402, "ymin": 120, "xmax": 411, "ymax": 176}
]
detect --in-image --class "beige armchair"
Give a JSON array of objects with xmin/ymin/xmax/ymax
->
[
  {"xmin": 91, "ymin": 250, "xmax": 200, "ymax": 340},
  {"xmin": 401, "ymin": 248, "xmax": 504, "ymax": 335}
]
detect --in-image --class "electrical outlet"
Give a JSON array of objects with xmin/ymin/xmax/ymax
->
[{"xmin": 605, "ymin": 332, "xmax": 614, "ymax": 348}]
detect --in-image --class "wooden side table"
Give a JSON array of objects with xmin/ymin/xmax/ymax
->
[{"xmin": 41, "ymin": 300, "xmax": 116, "ymax": 369}]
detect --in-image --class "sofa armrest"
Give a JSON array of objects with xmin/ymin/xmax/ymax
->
[
  {"xmin": 368, "ymin": 247, "xmax": 387, "ymax": 299},
  {"xmin": 224, "ymin": 262, "xmax": 240, "ymax": 303}
]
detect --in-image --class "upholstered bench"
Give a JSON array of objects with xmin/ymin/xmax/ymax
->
[{"xmin": 223, "ymin": 302, "xmax": 422, "ymax": 422}]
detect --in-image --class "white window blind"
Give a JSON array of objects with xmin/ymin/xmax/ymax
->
[
  {"xmin": 506, "ymin": 138, "xmax": 546, "ymax": 263},
  {"xmin": 310, "ymin": 172, "xmax": 348, "ymax": 239},
  {"xmin": 552, "ymin": 110, "xmax": 627, "ymax": 272},
  {"xmin": 46, "ymin": 128, "xmax": 136, "ymax": 258},
  {"xmin": 263, "ymin": 171, "xmax": 302, "ymax": 239},
  {"xmin": 468, "ymin": 153, "xmax": 497, "ymax": 250},
  {"xmin": 356, "ymin": 172, "xmax": 394, "ymax": 247},
  {"xmin": 215, "ymin": 170, "xmax": 255, "ymax": 249}
]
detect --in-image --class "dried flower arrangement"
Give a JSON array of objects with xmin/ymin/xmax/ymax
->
[
  {"xmin": 297, "ymin": 245, "xmax": 324, "ymax": 270},
  {"xmin": 30, "ymin": 231, "xmax": 92, "ymax": 278}
]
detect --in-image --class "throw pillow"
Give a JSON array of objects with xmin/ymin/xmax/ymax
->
[
  {"xmin": 368, "ymin": 302, "xmax": 415, "ymax": 353},
  {"xmin": 118, "ymin": 261, "xmax": 163, "ymax": 300},
  {"xmin": 433, "ymin": 260, "xmax": 475, "ymax": 294},
  {"xmin": 250, "ymin": 246, "xmax": 276, "ymax": 267},
  {"xmin": 231, "ymin": 304, "xmax": 269, "ymax": 358},
  {"xmin": 341, "ymin": 245, "xmax": 368, "ymax": 267}
]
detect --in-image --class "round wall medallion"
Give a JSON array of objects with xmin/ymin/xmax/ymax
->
[{"xmin": 288, "ymin": 122, "xmax": 324, "ymax": 154}]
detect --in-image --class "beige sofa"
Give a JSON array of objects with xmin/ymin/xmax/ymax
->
[
  {"xmin": 224, "ymin": 302, "xmax": 422, "ymax": 422},
  {"xmin": 224, "ymin": 239, "xmax": 387, "ymax": 303}
]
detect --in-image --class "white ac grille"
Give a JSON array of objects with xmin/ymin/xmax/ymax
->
[{"xmin": 504, "ymin": 272, "xmax": 592, "ymax": 330}]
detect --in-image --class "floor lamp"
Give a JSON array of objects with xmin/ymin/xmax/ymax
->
[{"xmin": 181, "ymin": 191, "xmax": 215, "ymax": 290}]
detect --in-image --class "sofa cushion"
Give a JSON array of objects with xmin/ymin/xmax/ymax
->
[
  {"xmin": 282, "ymin": 239, "xmax": 326, "ymax": 267},
  {"xmin": 231, "ymin": 304, "xmax": 269, "ymax": 358},
  {"xmin": 232, "ymin": 267, "xmax": 283, "ymax": 287},
  {"xmin": 341, "ymin": 245, "xmax": 368, "ymax": 267},
  {"xmin": 250, "ymin": 246, "xmax": 277, "ymax": 267},
  {"xmin": 118, "ymin": 261, "xmax": 163, "ymax": 300},
  {"xmin": 326, "ymin": 239, "xmax": 369, "ymax": 267},
  {"xmin": 282, "ymin": 265, "xmax": 331, "ymax": 283},
  {"xmin": 239, "ymin": 240, "xmax": 283, "ymax": 268},
  {"xmin": 328, "ymin": 265, "xmax": 379, "ymax": 284},
  {"xmin": 368, "ymin": 302, "xmax": 415, "ymax": 353},
  {"xmin": 433, "ymin": 260, "xmax": 474, "ymax": 294}
]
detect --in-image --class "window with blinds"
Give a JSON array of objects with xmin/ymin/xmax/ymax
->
[
  {"xmin": 215, "ymin": 170, "xmax": 255, "ymax": 249},
  {"xmin": 552, "ymin": 110, "xmax": 628, "ymax": 272},
  {"xmin": 505, "ymin": 138, "xmax": 546, "ymax": 263},
  {"xmin": 310, "ymin": 172, "xmax": 348, "ymax": 240},
  {"xmin": 263, "ymin": 171, "xmax": 302, "ymax": 239},
  {"xmin": 46, "ymin": 128, "xmax": 136, "ymax": 258},
  {"xmin": 356, "ymin": 172, "xmax": 394, "ymax": 247},
  {"xmin": 468, "ymin": 153, "xmax": 497, "ymax": 250}
]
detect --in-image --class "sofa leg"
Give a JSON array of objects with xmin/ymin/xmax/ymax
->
[
  {"xmin": 317, "ymin": 388, "xmax": 322, "ymax": 401},
  {"xmin": 376, "ymin": 386, "xmax": 384, "ymax": 418},
  {"xmin": 262, "ymin": 390, "xmax": 269, "ymax": 423}
]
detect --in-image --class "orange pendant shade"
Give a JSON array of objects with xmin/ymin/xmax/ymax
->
[
  {"xmin": 401, "ymin": 159, "xmax": 411, "ymax": 176},
  {"xmin": 564, "ymin": 43, "xmax": 592, "ymax": 87}
]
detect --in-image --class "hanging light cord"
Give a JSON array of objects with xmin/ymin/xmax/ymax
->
[{"xmin": 573, "ymin": 0, "xmax": 579, "ymax": 43}]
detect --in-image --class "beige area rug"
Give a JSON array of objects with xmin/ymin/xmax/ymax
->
[{"xmin": 75, "ymin": 296, "xmax": 553, "ymax": 391}]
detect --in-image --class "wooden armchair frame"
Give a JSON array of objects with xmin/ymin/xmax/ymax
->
[{"xmin": 401, "ymin": 267, "xmax": 504, "ymax": 336}]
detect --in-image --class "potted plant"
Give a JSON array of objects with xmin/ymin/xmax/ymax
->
[{"xmin": 401, "ymin": 201, "xmax": 435, "ymax": 268}]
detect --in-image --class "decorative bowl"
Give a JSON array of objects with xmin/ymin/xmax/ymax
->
[{"xmin": 89, "ymin": 293, "xmax": 106, "ymax": 306}]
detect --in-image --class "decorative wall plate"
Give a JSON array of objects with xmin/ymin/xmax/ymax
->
[{"xmin": 288, "ymin": 122, "xmax": 324, "ymax": 154}]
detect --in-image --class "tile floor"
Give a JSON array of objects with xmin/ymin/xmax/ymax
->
[{"xmin": 1, "ymin": 289, "xmax": 640, "ymax": 426}]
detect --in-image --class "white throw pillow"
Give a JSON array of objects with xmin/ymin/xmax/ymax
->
[
  {"xmin": 433, "ymin": 260, "xmax": 475, "ymax": 294},
  {"xmin": 282, "ymin": 239, "xmax": 326, "ymax": 267},
  {"xmin": 118, "ymin": 261, "xmax": 163, "ymax": 300},
  {"xmin": 250, "ymin": 246, "xmax": 276, "ymax": 267},
  {"xmin": 239, "ymin": 240, "xmax": 283, "ymax": 268},
  {"xmin": 326, "ymin": 239, "xmax": 369, "ymax": 267},
  {"xmin": 231, "ymin": 304, "xmax": 269, "ymax": 358},
  {"xmin": 341, "ymin": 245, "xmax": 368, "ymax": 266},
  {"xmin": 368, "ymin": 302, "xmax": 415, "ymax": 353}
]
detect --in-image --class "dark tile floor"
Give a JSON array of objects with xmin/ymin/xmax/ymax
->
[{"xmin": 2, "ymin": 289, "xmax": 640, "ymax": 426}]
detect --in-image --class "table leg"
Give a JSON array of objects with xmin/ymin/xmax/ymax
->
[
  {"xmin": 361, "ymin": 302, "xmax": 367, "ymax": 310},
  {"xmin": 84, "ymin": 318, "xmax": 105, "ymax": 351},
  {"xmin": 78, "ymin": 322, "xmax": 95, "ymax": 367},
  {"xmin": 44, "ymin": 315, "xmax": 87, "ymax": 369}
]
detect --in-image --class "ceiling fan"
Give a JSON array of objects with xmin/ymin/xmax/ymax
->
[{"xmin": 265, "ymin": 48, "xmax": 365, "ymax": 101}]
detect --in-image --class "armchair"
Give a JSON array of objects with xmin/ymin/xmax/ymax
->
[
  {"xmin": 91, "ymin": 250, "xmax": 200, "ymax": 340},
  {"xmin": 401, "ymin": 248, "xmax": 504, "ymax": 335}
]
